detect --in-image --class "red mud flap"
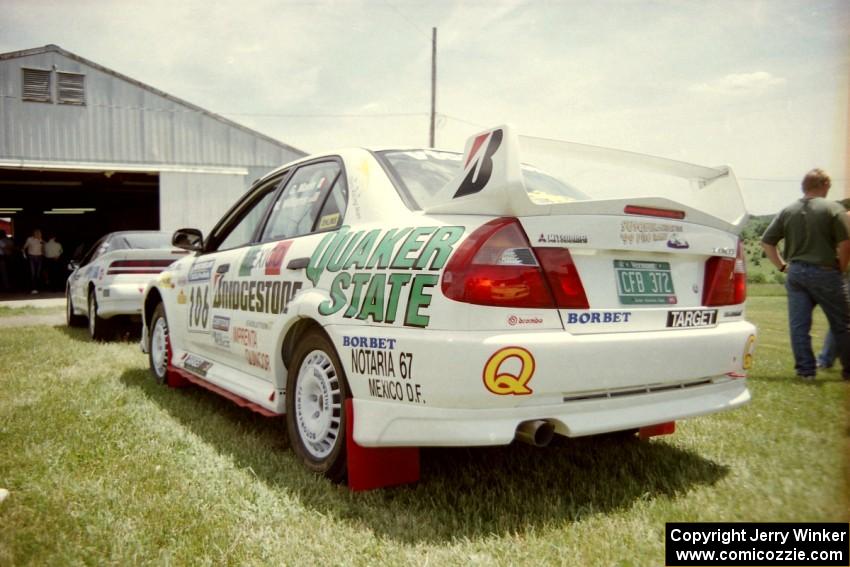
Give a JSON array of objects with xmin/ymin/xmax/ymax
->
[
  {"xmin": 164, "ymin": 335, "xmax": 191, "ymax": 389},
  {"xmin": 166, "ymin": 367, "xmax": 191, "ymax": 388},
  {"xmin": 345, "ymin": 399, "xmax": 420, "ymax": 491},
  {"xmin": 639, "ymin": 421, "xmax": 676, "ymax": 440}
]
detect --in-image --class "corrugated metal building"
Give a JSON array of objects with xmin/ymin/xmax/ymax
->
[{"xmin": 0, "ymin": 44, "xmax": 305, "ymax": 250}]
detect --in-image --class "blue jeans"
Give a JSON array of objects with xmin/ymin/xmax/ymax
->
[
  {"xmin": 786, "ymin": 262, "xmax": 850, "ymax": 376},
  {"xmin": 818, "ymin": 330, "xmax": 837, "ymax": 368},
  {"xmin": 28, "ymin": 255, "xmax": 43, "ymax": 290}
]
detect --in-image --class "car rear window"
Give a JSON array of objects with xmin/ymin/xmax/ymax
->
[
  {"xmin": 111, "ymin": 232, "xmax": 172, "ymax": 250},
  {"xmin": 377, "ymin": 149, "xmax": 590, "ymax": 209}
]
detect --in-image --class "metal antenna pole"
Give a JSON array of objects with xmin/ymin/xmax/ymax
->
[{"xmin": 430, "ymin": 27, "xmax": 437, "ymax": 148}]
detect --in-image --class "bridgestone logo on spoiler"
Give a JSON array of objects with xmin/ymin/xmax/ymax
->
[{"xmin": 667, "ymin": 309, "xmax": 717, "ymax": 328}]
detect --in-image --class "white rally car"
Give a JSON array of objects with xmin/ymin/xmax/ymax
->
[
  {"xmin": 67, "ymin": 231, "xmax": 186, "ymax": 340},
  {"xmin": 141, "ymin": 125, "xmax": 755, "ymax": 481}
]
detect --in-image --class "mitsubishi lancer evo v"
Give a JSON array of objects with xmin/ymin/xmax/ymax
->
[{"xmin": 141, "ymin": 125, "xmax": 755, "ymax": 481}]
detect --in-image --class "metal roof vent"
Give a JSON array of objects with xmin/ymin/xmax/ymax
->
[
  {"xmin": 22, "ymin": 68, "xmax": 51, "ymax": 102},
  {"xmin": 57, "ymin": 72, "xmax": 85, "ymax": 105}
]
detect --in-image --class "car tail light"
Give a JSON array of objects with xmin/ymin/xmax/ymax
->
[
  {"xmin": 108, "ymin": 259, "xmax": 175, "ymax": 275},
  {"xmin": 535, "ymin": 247, "xmax": 590, "ymax": 309},
  {"xmin": 703, "ymin": 240, "xmax": 746, "ymax": 306},
  {"xmin": 442, "ymin": 218, "xmax": 555, "ymax": 308}
]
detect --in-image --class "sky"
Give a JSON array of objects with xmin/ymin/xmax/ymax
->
[{"xmin": 1, "ymin": 0, "xmax": 848, "ymax": 214}]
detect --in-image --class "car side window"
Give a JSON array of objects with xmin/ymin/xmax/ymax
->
[
  {"xmin": 92, "ymin": 238, "xmax": 111, "ymax": 262},
  {"xmin": 315, "ymin": 175, "xmax": 348, "ymax": 232},
  {"xmin": 80, "ymin": 236, "xmax": 106, "ymax": 266},
  {"xmin": 261, "ymin": 161, "xmax": 343, "ymax": 242},
  {"xmin": 214, "ymin": 178, "xmax": 283, "ymax": 252}
]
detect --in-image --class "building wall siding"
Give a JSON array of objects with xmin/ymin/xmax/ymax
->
[
  {"xmin": 159, "ymin": 172, "xmax": 248, "ymax": 233},
  {"xmin": 0, "ymin": 51, "xmax": 303, "ymax": 168}
]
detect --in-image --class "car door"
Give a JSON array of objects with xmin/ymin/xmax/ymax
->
[
  {"xmin": 181, "ymin": 174, "xmax": 286, "ymax": 364},
  {"xmin": 70, "ymin": 235, "xmax": 108, "ymax": 311},
  {"xmin": 214, "ymin": 159, "xmax": 348, "ymax": 382}
]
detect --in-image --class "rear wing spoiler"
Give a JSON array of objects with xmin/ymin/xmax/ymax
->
[{"xmin": 424, "ymin": 124, "xmax": 748, "ymax": 232}]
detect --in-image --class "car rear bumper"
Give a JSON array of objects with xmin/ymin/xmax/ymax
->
[
  {"xmin": 326, "ymin": 320, "xmax": 756, "ymax": 447},
  {"xmin": 97, "ymin": 283, "xmax": 146, "ymax": 318},
  {"xmin": 351, "ymin": 377, "xmax": 749, "ymax": 447}
]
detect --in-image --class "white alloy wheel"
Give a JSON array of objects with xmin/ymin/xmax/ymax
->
[
  {"xmin": 148, "ymin": 303, "xmax": 170, "ymax": 384},
  {"xmin": 88, "ymin": 292, "xmax": 97, "ymax": 336},
  {"xmin": 151, "ymin": 316, "xmax": 169, "ymax": 381},
  {"xmin": 294, "ymin": 350, "xmax": 342, "ymax": 459}
]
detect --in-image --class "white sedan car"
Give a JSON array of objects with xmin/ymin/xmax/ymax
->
[
  {"xmin": 141, "ymin": 125, "xmax": 756, "ymax": 482},
  {"xmin": 67, "ymin": 231, "xmax": 185, "ymax": 340}
]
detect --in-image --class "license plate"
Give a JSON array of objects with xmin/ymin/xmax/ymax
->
[{"xmin": 614, "ymin": 260, "xmax": 676, "ymax": 305}]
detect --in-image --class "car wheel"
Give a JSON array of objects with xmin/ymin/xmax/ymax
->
[
  {"xmin": 286, "ymin": 329, "xmax": 349, "ymax": 482},
  {"xmin": 148, "ymin": 303, "xmax": 170, "ymax": 384},
  {"xmin": 65, "ymin": 288, "xmax": 85, "ymax": 327},
  {"xmin": 87, "ymin": 288, "xmax": 112, "ymax": 341}
]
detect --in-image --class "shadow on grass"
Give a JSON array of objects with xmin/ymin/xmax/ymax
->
[
  {"xmin": 55, "ymin": 325, "xmax": 91, "ymax": 343},
  {"xmin": 54, "ymin": 322, "xmax": 142, "ymax": 344},
  {"xmin": 120, "ymin": 367, "xmax": 729, "ymax": 543}
]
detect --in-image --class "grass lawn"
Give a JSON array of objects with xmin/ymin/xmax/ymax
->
[
  {"xmin": 0, "ymin": 305, "xmax": 65, "ymax": 318},
  {"xmin": 0, "ymin": 296, "xmax": 847, "ymax": 566}
]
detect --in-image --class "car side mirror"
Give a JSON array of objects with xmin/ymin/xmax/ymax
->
[{"xmin": 172, "ymin": 228, "xmax": 204, "ymax": 252}]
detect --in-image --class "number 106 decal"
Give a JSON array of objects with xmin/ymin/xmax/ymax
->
[{"xmin": 188, "ymin": 286, "xmax": 210, "ymax": 332}]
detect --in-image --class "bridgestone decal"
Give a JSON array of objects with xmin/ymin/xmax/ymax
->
[{"xmin": 453, "ymin": 129, "xmax": 503, "ymax": 199}]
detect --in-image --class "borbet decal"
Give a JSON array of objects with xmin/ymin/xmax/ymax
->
[{"xmin": 453, "ymin": 129, "xmax": 503, "ymax": 199}]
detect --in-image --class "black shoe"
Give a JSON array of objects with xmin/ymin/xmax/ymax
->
[{"xmin": 841, "ymin": 371, "xmax": 850, "ymax": 381}]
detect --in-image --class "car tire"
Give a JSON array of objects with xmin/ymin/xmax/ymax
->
[
  {"xmin": 148, "ymin": 303, "xmax": 170, "ymax": 385},
  {"xmin": 87, "ymin": 288, "xmax": 113, "ymax": 341},
  {"xmin": 66, "ymin": 288, "xmax": 86, "ymax": 328},
  {"xmin": 286, "ymin": 329, "xmax": 349, "ymax": 482}
]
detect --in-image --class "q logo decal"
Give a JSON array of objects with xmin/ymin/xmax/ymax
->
[
  {"xmin": 743, "ymin": 335, "xmax": 756, "ymax": 370},
  {"xmin": 483, "ymin": 346, "xmax": 535, "ymax": 395}
]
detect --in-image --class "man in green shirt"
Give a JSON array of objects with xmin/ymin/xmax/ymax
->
[{"xmin": 761, "ymin": 169, "xmax": 850, "ymax": 380}]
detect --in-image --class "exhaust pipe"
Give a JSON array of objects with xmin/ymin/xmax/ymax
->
[{"xmin": 515, "ymin": 420, "xmax": 555, "ymax": 447}]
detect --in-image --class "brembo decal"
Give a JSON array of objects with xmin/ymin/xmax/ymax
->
[
  {"xmin": 453, "ymin": 129, "xmax": 503, "ymax": 199},
  {"xmin": 483, "ymin": 346, "xmax": 535, "ymax": 395}
]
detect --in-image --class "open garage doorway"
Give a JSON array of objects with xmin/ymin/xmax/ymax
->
[{"xmin": 0, "ymin": 168, "xmax": 159, "ymax": 295}]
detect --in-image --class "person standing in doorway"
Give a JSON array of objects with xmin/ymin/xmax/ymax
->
[
  {"xmin": 44, "ymin": 234, "xmax": 64, "ymax": 291},
  {"xmin": 23, "ymin": 228, "xmax": 44, "ymax": 294},
  {"xmin": 761, "ymin": 169, "xmax": 850, "ymax": 381},
  {"xmin": 0, "ymin": 230, "xmax": 11, "ymax": 291}
]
